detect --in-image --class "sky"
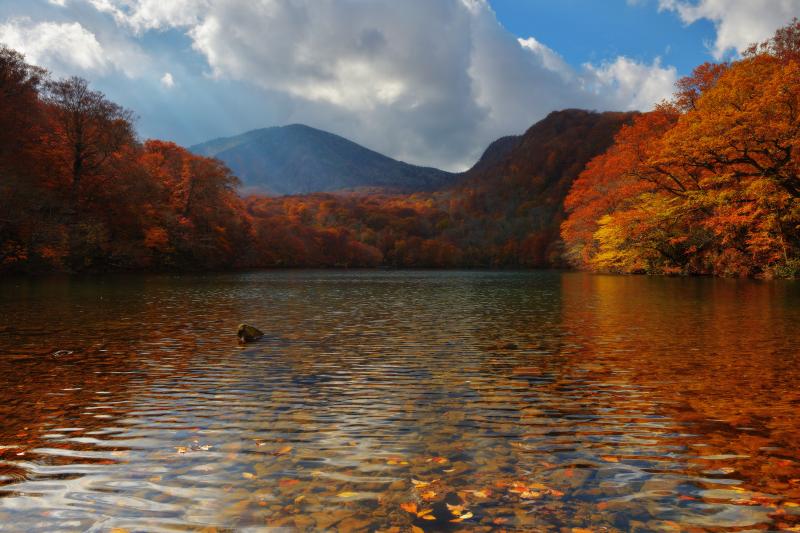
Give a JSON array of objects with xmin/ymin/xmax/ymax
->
[{"xmin": 1, "ymin": 1, "xmax": 799, "ymax": 171}]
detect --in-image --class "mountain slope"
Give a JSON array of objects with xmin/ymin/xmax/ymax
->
[
  {"xmin": 463, "ymin": 134, "xmax": 521, "ymax": 175},
  {"xmin": 441, "ymin": 109, "xmax": 638, "ymax": 265},
  {"xmin": 191, "ymin": 124, "xmax": 456, "ymax": 195},
  {"xmin": 239, "ymin": 109, "xmax": 637, "ymax": 268}
]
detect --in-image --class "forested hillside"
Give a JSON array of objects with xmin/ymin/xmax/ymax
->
[
  {"xmin": 0, "ymin": 48, "xmax": 249, "ymax": 272},
  {"xmin": 2, "ymin": 19, "xmax": 798, "ymax": 277},
  {"xmin": 561, "ymin": 20, "xmax": 800, "ymax": 278}
]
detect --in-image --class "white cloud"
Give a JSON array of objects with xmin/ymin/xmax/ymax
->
[
  {"xmin": 182, "ymin": 0, "xmax": 677, "ymax": 168},
  {"xmin": 45, "ymin": 0, "xmax": 678, "ymax": 169},
  {"xmin": 0, "ymin": 18, "xmax": 109, "ymax": 74},
  {"xmin": 88, "ymin": 0, "xmax": 208, "ymax": 33},
  {"xmin": 160, "ymin": 71, "xmax": 175, "ymax": 88},
  {"xmin": 660, "ymin": 0, "xmax": 800, "ymax": 59},
  {"xmin": 518, "ymin": 36, "xmax": 574, "ymax": 81},
  {"xmin": 0, "ymin": 16, "xmax": 149, "ymax": 78},
  {"xmin": 583, "ymin": 56, "xmax": 678, "ymax": 110}
]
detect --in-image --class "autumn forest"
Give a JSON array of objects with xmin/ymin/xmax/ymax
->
[{"xmin": 1, "ymin": 21, "xmax": 799, "ymax": 278}]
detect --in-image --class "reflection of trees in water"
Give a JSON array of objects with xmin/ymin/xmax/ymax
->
[
  {"xmin": 1, "ymin": 272, "xmax": 799, "ymax": 530},
  {"xmin": 558, "ymin": 273, "xmax": 800, "ymax": 514}
]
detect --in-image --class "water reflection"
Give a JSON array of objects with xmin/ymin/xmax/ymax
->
[{"xmin": 0, "ymin": 271, "xmax": 798, "ymax": 531}]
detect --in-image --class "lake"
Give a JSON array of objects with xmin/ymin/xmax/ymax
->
[{"xmin": 0, "ymin": 271, "xmax": 799, "ymax": 531}]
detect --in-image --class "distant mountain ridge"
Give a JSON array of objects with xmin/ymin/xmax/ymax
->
[{"xmin": 190, "ymin": 124, "xmax": 457, "ymax": 195}]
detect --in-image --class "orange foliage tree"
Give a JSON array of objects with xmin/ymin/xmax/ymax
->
[{"xmin": 562, "ymin": 19, "xmax": 800, "ymax": 278}]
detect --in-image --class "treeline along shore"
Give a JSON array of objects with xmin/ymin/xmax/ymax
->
[{"xmin": 1, "ymin": 20, "xmax": 799, "ymax": 278}]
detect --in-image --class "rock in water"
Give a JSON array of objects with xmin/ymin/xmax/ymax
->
[{"xmin": 237, "ymin": 324, "xmax": 264, "ymax": 343}]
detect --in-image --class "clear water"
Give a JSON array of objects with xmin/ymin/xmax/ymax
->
[{"xmin": 0, "ymin": 271, "xmax": 798, "ymax": 531}]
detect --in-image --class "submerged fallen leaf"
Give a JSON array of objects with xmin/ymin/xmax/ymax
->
[
  {"xmin": 493, "ymin": 517, "xmax": 509, "ymax": 525},
  {"xmin": 411, "ymin": 478, "xmax": 437, "ymax": 488},
  {"xmin": 400, "ymin": 502, "xmax": 418, "ymax": 514},
  {"xmin": 420, "ymin": 490, "xmax": 437, "ymax": 501},
  {"xmin": 279, "ymin": 478, "xmax": 300, "ymax": 487},
  {"xmin": 520, "ymin": 490, "xmax": 542, "ymax": 499},
  {"xmin": 732, "ymin": 498, "xmax": 762, "ymax": 506},
  {"xmin": 427, "ymin": 456, "xmax": 448, "ymax": 464},
  {"xmin": 446, "ymin": 503, "xmax": 466, "ymax": 515},
  {"xmin": 272, "ymin": 445, "xmax": 293, "ymax": 456},
  {"xmin": 450, "ymin": 511, "xmax": 473, "ymax": 523}
]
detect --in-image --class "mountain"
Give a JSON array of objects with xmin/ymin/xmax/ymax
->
[
  {"xmin": 463, "ymin": 134, "xmax": 521, "ymax": 175},
  {"xmin": 445, "ymin": 109, "xmax": 638, "ymax": 265},
  {"xmin": 240, "ymin": 109, "xmax": 638, "ymax": 269},
  {"xmin": 190, "ymin": 124, "xmax": 456, "ymax": 195}
]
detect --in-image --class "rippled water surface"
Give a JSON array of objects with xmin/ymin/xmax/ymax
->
[{"xmin": 1, "ymin": 271, "xmax": 799, "ymax": 532}]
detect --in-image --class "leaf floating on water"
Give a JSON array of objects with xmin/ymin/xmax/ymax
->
[
  {"xmin": 601, "ymin": 455, "xmax": 619, "ymax": 463},
  {"xmin": 242, "ymin": 472, "xmax": 256, "ymax": 480},
  {"xmin": 427, "ymin": 456, "xmax": 448, "ymax": 464},
  {"xmin": 175, "ymin": 447, "xmax": 188, "ymax": 454},
  {"xmin": 520, "ymin": 490, "xmax": 543, "ymax": 499},
  {"xmin": 411, "ymin": 478, "xmax": 437, "ymax": 488},
  {"xmin": 337, "ymin": 491, "xmax": 359, "ymax": 498},
  {"xmin": 411, "ymin": 527, "xmax": 424, "ymax": 533},
  {"xmin": 470, "ymin": 489, "xmax": 490, "ymax": 498},
  {"xmin": 294, "ymin": 495, "xmax": 306, "ymax": 504}
]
